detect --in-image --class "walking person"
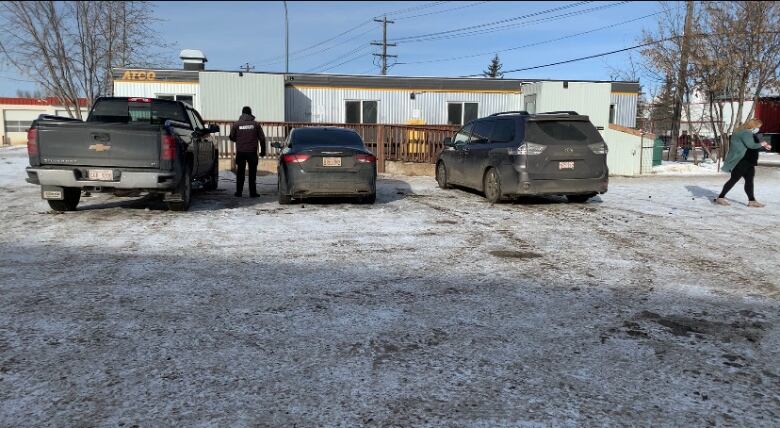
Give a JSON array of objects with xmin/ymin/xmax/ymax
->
[
  {"xmin": 715, "ymin": 119, "xmax": 772, "ymax": 207},
  {"xmin": 229, "ymin": 106, "xmax": 266, "ymax": 197}
]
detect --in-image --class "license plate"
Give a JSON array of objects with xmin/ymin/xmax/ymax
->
[
  {"xmin": 42, "ymin": 190, "xmax": 63, "ymax": 200},
  {"xmin": 322, "ymin": 157, "xmax": 342, "ymax": 167},
  {"xmin": 88, "ymin": 169, "xmax": 114, "ymax": 181},
  {"xmin": 559, "ymin": 161, "xmax": 575, "ymax": 170}
]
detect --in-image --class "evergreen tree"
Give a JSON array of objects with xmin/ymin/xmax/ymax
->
[{"xmin": 483, "ymin": 54, "xmax": 504, "ymax": 78}]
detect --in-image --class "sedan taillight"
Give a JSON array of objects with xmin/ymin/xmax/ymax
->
[
  {"xmin": 282, "ymin": 153, "xmax": 311, "ymax": 163},
  {"xmin": 354, "ymin": 153, "xmax": 376, "ymax": 163}
]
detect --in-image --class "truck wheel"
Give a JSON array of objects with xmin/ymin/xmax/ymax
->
[
  {"xmin": 204, "ymin": 156, "xmax": 219, "ymax": 191},
  {"xmin": 436, "ymin": 161, "xmax": 451, "ymax": 189},
  {"xmin": 168, "ymin": 166, "xmax": 192, "ymax": 211},
  {"xmin": 47, "ymin": 187, "xmax": 80, "ymax": 212},
  {"xmin": 483, "ymin": 168, "xmax": 502, "ymax": 204},
  {"xmin": 278, "ymin": 173, "xmax": 293, "ymax": 205}
]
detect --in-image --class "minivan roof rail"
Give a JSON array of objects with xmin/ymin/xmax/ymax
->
[
  {"xmin": 489, "ymin": 111, "xmax": 529, "ymax": 117},
  {"xmin": 536, "ymin": 111, "xmax": 579, "ymax": 115}
]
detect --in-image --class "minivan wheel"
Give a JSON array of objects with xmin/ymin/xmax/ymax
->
[
  {"xmin": 436, "ymin": 161, "xmax": 451, "ymax": 189},
  {"xmin": 484, "ymin": 168, "xmax": 502, "ymax": 203},
  {"xmin": 47, "ymin": 187, "xmax": 81, "ymax": 211},
  {"xmin": 566, "ymin": 193, "xmax": 595, "ymax": 203}
]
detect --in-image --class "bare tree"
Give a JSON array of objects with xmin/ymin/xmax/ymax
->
[
  {"xmin": 0, "ymin": 1, "xmax": 167, "ymax": 118},
  {"xmin": 639, "ymin": 1, "xmax": 780, "ymax": 162}
]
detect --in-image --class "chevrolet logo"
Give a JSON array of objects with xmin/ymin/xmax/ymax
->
[{"xmin": 89, "ymin": 144, "xmax": 111, "ymax": 152}]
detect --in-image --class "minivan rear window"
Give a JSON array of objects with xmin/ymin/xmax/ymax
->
[
  {"xmin": 291, "ymin": 128, "xmax": 365, "ymax": 149},
  {"xmin": 525, "ymin": 120, "xmax": 602, "ymax": 144}
]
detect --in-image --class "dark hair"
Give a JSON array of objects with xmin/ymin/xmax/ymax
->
[{"xmin": 241, "ymin": 106, "xmax": 252, "ymax": 115}]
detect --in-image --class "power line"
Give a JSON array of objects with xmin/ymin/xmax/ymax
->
[
  {"xmin": 307, "ymin": 45, "xmax": 373, "ymax": 72},
  {"xmin": 395, "ymin": 1, "xmax": 630, "ymax": 44},
  {"xmin": 389, "ymin": 1, "xmax": 592, "ymax": 42},
  {"xmin": 459, "ymin": 30, "xmax": 780, "ymax": 77},
  {"xmin": 320, "ymin": 49, "xmax": 378, "ymax": 73},
  {"xmin": 256, "ymin": 1, "xmax": 447, "ymax": 67},
  {"xmin": 396, "ymin": 11, "xmax": 661, "ymax": 66},
  {"xmin": 391, "ymin": 1, "xmax": 492, "ymax": 20}
]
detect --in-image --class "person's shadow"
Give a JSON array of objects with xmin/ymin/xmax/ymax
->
[{"xmin": 685, "ymin": 185, "xmax": 719, "ymax": 200}]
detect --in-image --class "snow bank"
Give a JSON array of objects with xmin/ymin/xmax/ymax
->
[{"xmin": 651, "ymin": 160, "xmax": 723, "ymax": 176}]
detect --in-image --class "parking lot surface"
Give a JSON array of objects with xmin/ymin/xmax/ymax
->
[{"xmin": 1, "ymin": 146, "xmax": 779, "ymax": 426}]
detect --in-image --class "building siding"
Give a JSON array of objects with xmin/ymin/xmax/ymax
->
[
  {"xmin": 611, "ymin": 93, "xmax": 638, "ymax": 128},
  {"xmin": 523, "ymin": 81, "xmax": 613, "ymax": 130},
  {"xmin": 112, "ymin": 81, "xmax": 202, "ymax": 111},
  {"xmin": 285, "ymin": 86, "xmax": 522, "ymax": 125},
  {"xmin": 199, "ymin": 72, "xmax": 284, "ymax": 121}
]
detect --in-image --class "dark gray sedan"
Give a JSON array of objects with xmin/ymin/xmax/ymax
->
[{"xmin": 273, "ymin": 127, "xmax": 377, "ymax": 204}]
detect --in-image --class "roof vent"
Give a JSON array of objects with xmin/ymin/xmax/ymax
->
[{"xmin": 180, "ymin": 49, "xmax": 207, "ymax": 71}]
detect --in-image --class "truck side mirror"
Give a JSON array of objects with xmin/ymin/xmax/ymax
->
[
  {"xmin": 207, "ymin": 124, "xmax": 220, "ymax": 134},
  {"xmin": 271, "ymin": 142, "xmax": 283, "ymax": 149},
  {"xmin": 443, "ymin": 137, "xmax": 454, "ymax": 147}
]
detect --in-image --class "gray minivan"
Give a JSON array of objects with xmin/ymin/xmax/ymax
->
[{"xmin": 435, "ymin": 111, "xmax": 609, "ymax": 203}]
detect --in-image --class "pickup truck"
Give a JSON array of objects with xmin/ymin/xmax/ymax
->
[{"xmin": 25, "ymin": 97, "xmax": 220, "ymax": 211}]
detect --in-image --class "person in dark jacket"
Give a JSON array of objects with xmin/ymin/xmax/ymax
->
[
  {"xmin": 716, "ymin": 119, "xmax": 772, "ymax": 207},
  {"xmin": 229, "ymin": 106, "xmax": 266, "ymax": 197}
]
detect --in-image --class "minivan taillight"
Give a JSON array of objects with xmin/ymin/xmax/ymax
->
[
  {"xmin": 508, "ymin": 142, "xmax": 545, "ymax": 156},
  {"xmin": 282, "ymin": 153, "xmax": 310, "ymax": 163},
  {"xmin": 354, "ymin": 153, "xmax": 376, "ymax": 163},
  {"xmin": 161, "ymin": 134, "xmax": 176, "ymax": 160},
  {"xmin": 27, "ymin": 128, "xmax": 38, "ymax": 156}
]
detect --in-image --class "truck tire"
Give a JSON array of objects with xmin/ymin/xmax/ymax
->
[
  {"xmin": 204, "ymin": 155, "xmax": 219, "ymax": 191},
  {"xmin": 167, "ymin": 165, "xmax": 192, "ymax": 211},
  {"xmin": 47, "ymin": 187, "xmax": 80, "ymax": 212},
  {"xmin": 436, "ymin": 161, "xmax": 451, "ymax": 189}
]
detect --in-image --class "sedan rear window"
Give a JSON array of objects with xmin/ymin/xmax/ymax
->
[
  {"xmin": 291, "ymin": 128, "xmax": 365, "ymax": 149},
  {"xmin": 525, "ymin": 120, "xmax": 602, "ymax": 144}
]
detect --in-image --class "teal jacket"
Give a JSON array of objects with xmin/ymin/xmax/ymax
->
[{"xmin": 722, "ymin": 129, "xmax": 763, "ymax": 172}]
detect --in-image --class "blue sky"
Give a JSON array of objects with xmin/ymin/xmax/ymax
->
[{"xmin": 0, "ymin": 1, "xmax": 665, "ymax": 96}]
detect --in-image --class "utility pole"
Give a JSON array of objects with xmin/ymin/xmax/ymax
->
[
  {"xmin": 284, "ymin": 0, "xmax": 289, "ymax": 73},
  {"xmin": 240, "ymin": 63, "xmax": 255, "ymax": 73},
  {"xmin": 669, "ymin": 0, "xmax": 694, "ymax": 161},
  {"xmin": 372, "ymin": 16, "xmax": 396, "ymax": 75}
]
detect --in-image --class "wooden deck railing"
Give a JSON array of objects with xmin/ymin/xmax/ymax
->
[{"xmin": 208, "ymin": 121, "xmax": 459, "ymax": 172}]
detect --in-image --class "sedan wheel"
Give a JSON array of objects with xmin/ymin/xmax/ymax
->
[{"xmin": 484, "ymin": 168, "xmax": 502, "ymax": 203}]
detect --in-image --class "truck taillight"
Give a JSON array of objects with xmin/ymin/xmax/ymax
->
[
  {"xmin": 354, "ymin": 153, "xmax": 376, "ymax": 163},
  {"xmin": 161, "ymin": 134, "xmax": 176, "ymax": 160},
  {"xmin": 282, "ymin": 153, "xmax": 310, "ymax": 163},
  {"xmin": 27, "ymin": 128, "xmax": 38, "ymax": 156}
]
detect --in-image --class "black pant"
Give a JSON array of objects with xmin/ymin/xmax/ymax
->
[
  {"xmin": 719, "ymin": 157, "xmax": 755, "ymax": 201},
  {"xmin": 235, "ymin": 152, "xmax": 258, "ymax": 195}
]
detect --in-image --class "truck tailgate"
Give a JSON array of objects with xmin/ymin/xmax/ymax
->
[{"xmin": 37, "ymin": 122, "xmax": 161, "ymax": 168}]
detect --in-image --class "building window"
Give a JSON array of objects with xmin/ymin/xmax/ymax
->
[
  {"xmin": 345, "ymin": 100, "xmax": 378, "ymax": 124},
  {"xmin": 3, "ymin": 120, "xmax": 32, "ymax": 132},
  {"xmin": 609, "ymin": 104, "xmax": 616, "ymax": 124},
  {"xmin": 156, "ymin": 94, "xmax": 194, "ymax": 106},
  {"xmin": 447, "ymin": 102, "xmax": 478, "ymax": 125}
]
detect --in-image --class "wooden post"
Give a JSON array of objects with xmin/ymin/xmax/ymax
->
[{"xmin": 376, "ymin": 125, "xmax": 386, "ymax": 173}]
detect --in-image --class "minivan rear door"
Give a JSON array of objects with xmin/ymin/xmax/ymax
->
[{"xmin": 523, "ymin": 117, "xmax": 606, "ymax": 179}]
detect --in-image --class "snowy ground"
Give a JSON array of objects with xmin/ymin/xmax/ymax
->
[
  {"xmin": 652, "ymin": 160, "xmax": 722, "ymax": 176},
  {"xmin": 1, "ymin": 145, "xmax": 779, "ymax": 426}
]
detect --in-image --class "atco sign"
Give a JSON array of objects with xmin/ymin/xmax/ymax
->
[{"xmin": 120, "ymin": 70, "xmax": 156, "ymax": 81}]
